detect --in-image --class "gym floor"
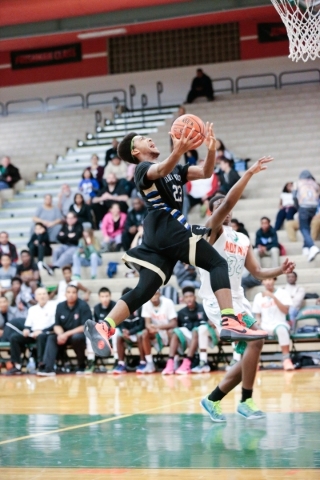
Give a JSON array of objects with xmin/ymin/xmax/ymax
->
[{"xmin": 0, "ymin": 369, "xmax": 319, "ymax": 479}]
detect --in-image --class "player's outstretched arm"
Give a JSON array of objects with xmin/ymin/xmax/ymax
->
[
  {"xmin": 245, "ymin": 246, "xmax": 295, "ymax": 280},
  {"xmin": 146, "ymin": 126, "xmax": 203, "ymax": 181},
  {"xmin": 187, "ymin": 122, "xmax": 216, "ymax": 181},
  {"xmin": 205, "ymin": 156, "xmax": 273, "ymax": 233}
]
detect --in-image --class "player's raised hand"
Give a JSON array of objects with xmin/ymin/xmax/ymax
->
[
  {"xmin": 203, "ymin": 122, "xmax": 216, "ymax": 152},
  {"xmin": 281, "ymin": 258, "xmax": 296, "ymax": 274},
  {"xmin": 170, "ymin": 125, "xmax": 203, "ymax": 155},
  {"xmin": 248, "ymin": 156, "xmax": 273, "ymax": 175}
]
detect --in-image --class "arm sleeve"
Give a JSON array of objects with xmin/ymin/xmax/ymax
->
[
  {"xmin": 252, "ymin": 294, "xmax": 262, "ymax": 314},
  {"xmin": 134, "ymin": 162, "xmax": 154, "ymax": 190}
]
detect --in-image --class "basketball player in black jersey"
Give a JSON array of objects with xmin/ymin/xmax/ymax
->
[{"xmin": 85, "ymin": 123, "xmax": 268, "ymax": 357}]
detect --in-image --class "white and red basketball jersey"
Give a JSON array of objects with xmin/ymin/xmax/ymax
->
[{"xmin": 198, "ymin": 226, "xmax": 251, "ymax": 314}]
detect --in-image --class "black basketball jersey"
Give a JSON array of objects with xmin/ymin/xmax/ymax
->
[
  {"xmin": 177, "ymin": 303, "xmax": 208, "ymax": 331},
  {"xmin": 134, "ymin": 161, "xmax": 189, "ymax": 228}
]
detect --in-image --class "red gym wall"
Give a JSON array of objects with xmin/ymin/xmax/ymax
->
[{"xmin": 0, "ymin": 4, "xmax": 288, "ymax": 88}]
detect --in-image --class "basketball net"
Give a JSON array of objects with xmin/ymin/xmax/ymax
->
[{"xmin": 271, "ymin": 0, "xmax": 320, "ymax": 61}]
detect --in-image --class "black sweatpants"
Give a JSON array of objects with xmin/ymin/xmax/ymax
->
[
  {"xmin": 42, "ymin": 333, "xmax": 86, "ymax": 370},
  {"xmin": 28, "ymin": 243, "xmax": 52, "ymax": 262},
  {"xmin": 10, "ymin": 332, "xmax": 48, "ymax": 364}
]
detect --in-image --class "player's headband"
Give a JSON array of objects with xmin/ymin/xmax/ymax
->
[{"xmin": 131, "ymin": 135, "xmax": 138, "ymax": 161}]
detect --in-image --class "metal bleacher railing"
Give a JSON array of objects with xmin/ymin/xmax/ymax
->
[{"xmin": 1, "ymin": 68, "xmax": 319, "ymax": 117}]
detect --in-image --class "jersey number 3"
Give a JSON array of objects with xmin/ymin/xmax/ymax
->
[{"xmin": 173, "ymin": 185, "xmax": 182, "ymax": 202}]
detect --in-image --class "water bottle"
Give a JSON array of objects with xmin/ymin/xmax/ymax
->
[{"xmin": 27, "ymin": 357, "xmax": 36, "ymax": 374}]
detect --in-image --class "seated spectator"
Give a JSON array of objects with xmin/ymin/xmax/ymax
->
[
  {"xmin": 254, "ymin": 217, "xmax": 280, "ymax": 268},
  {"xmin": 284, "ymin": 272, "xmax": 305, "ymax": 326},
  {"xmin": 275, "ymin": 182, "xmax": 297, "ymax": 231},
  {"xmin": 58, "ymin": 184, "xmax": 74, "ymax": 218},
  {"xmin": 184, "ymin": 149, "xmax": 198, "ymax": 166},
  {"xmin": 104, "ymin": 156, "xmax": 127, "ymax": 180},
  {"xmin": 162, "ymin": 286, "xmax": 208, "ymax": 375},
  {"xmin": 0, "ymin": 156, "xmax": 21, "ymax": 190},
  {"xmin": 72, "ymin": 229, "xmax": 102, "ymax": 280},
  {"xmin": 186, "ymin": 68, "xmax": 214, "ymax": 103},
  {"xmin": 137, "ymin": 290, "xmax": 177, "ymax": 373},
  {"xmin": 32, "ymin": 194, "xmax": 63, "ymax": 243},
  {"xmin": 217, "ymin": 157, "xmax": 241, "ymax": 194},
  {"xmin": 101, "ymin": 203, "xmax": 127, "ymax": 252},
  {"xmin": 86, "ymin": 154, "xmax": 104, "ymax": 186},
  {"xmin": 0, "ymin": 231, "xmax": 18, "ymax": 264},
  {"xmin": 216, "ymin": 139, "xmax": 234, "ymax": 163},
  {"xmin": 37, "ymin": 284, "xmax": 92, "ymax": 376},
  {"xmin": 69, "ymin": 193, "xmax": 93, "ymax": 228},
  {"xmin": 174, "ymin": 261, "xmax": 200, "ymax": 289},
  {"xmin": 51, "ymin": 212, "xmax": 83, "ymax": 270},
  {"xmin": 10, "ymin": 277, "xmax": 32, "ymax": 315},
  {"xmin": 231, "ymin": 218, "xmax": 250, "ymax": 238},
  {"xmin": 121, "ymin": 197, "xmax": 147, "ymax": 251},
  {"xmin": 186, "ymin": 160, "xmax": 218, "ymax": 211},
  {"xmin": 285, "ymin": 209, "xmax": 320, "ymax": 243},
  {"xmin": 293, "ymin": 170, "xmax": 320, "ymax": 261},
  {"xmin": 16, "ymin": 250, "xmax": 40, "ymax": 285},
  {"xmin": 215, "ymin": 139, "xmax": 249, "ymax": 172},
  {"xmin": 27, "ymin": 223, "xmax": 52, "ymax": 273},
  {"xmin": 252, "ymin": 277, "xmax": 294, "ymax": 370},
  {"xmin": 78, "ymin": 169, "xmax": 100, "ymax": 203},
  {"xmin": 105, "ymin": 138, "xmax": 119, "ymax": 166},
  {"xmin": 0, "ymin": 254, "xmax": 16, "ymax": 296},
  {"xmin": 51, "ymin": 265, "xmax": 90, "ymax": 303},
  {"xmin": 0, "ymin": 295, "xmax": 23, "ymax": 340},
  {"xmin": 110, "ymin": 287, "xmax": 145, "ymax": 374},
  {"xmin": 93, "ymin": 287, "xmax": 116, "ymax": 322},
  {"xmin": 92, "ymin": 173, "xmax": 129, "ymax": 225},
  {"xmin": 6, "ymin": 288, "xmax": 56, "ymax": 375}
]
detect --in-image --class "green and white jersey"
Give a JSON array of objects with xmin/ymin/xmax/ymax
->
[{"xmin": 198, "ymin": 226, "xmax": 251, "ymax": 314}]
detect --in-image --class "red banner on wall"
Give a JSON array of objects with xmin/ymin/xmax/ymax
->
[{"xmin": 11, "ymin": 43, "xmax": 82, "ymax": 69}]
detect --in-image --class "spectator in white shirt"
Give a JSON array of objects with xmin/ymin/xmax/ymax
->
[
  {"xmin": 252, "ymin": 277, "xmax": 294, "ymax": 371},
  {"xmin": 6, "ymin": 288, "xmax": 56, "ymax": 375},
  {"xmin": 50, "ymin": 265, "xmax": 90, "ymax": 303},
  {"xmin": 137, "ymin": 290, "xmax": 177, "ymax": 374},
  {"xmin": 274, "ymin": 182, "xmax": 297, "ymax": 231},
  {"xmin": 284, "ymin": 272, "xmax": 305, "ymax": 326}
]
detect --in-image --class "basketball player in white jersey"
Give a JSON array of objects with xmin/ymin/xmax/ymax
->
[{"xmin": 198, "ymin": 160, "xmax": 295, "ymax": 421}]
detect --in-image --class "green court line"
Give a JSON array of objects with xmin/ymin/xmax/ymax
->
[{"xmin": 0, "ymin": 395, "xmax": 203, "ymax": 446}]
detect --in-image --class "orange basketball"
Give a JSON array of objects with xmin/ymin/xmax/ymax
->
[{"xmin": 171, "ymin": 114, "xmax": 206, "ymax": 144}]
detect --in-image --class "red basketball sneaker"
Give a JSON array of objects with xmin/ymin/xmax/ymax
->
[
  {"xmin": 84, "ymin": 319, "xmax": 115, "ymax": 357},
  {"xmin": 220, "ymin": 315, "xmax": 268, "ymax": 342}
]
